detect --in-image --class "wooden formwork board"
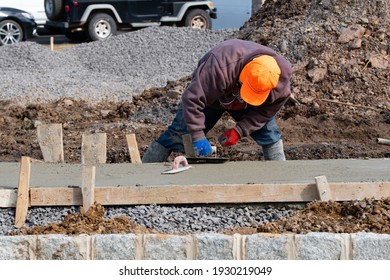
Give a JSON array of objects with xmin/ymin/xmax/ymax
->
[
  {"xmin": 81, "ymin": 133, "xmax": 107, "ymax": 165},
  {"xmin": 19, "ymin": 181, "xmax": 390, "ymax": 206},
  {"xmin": 81, "ymin": 165, "xmax": 96, "ymax": 211},
  {"xmin": 14, "ymin": 156, "xmax": 31, "ymax": 227},
  {"xmin": 36, "ymin": 124, "xmax": 64, "ymax": 163},
  {"xmin": 0, "ymin": 189, "xmax": 16, "ymax": 207},
  {"xmin": 126, "ymin": 134, "xmax": 142, "ymax": 164},
  {"xmin": 1, "ymin": 181, "xmax": 389, "ymax": 208},
  {"xmin": 1, "ymin": 159, "xmax": 389, "ymax": 208}
]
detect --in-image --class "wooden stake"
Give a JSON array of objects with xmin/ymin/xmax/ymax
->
[
  {"xmin": 81, "ymin": 133, "xmax": 107, "ymax": 165},
  {"xmin": 182, "ymin": 134, "xmax": 195, "ymax": 157},
  {"xmin": 289, "ymin": 93, "xmax": 301, "ymax": 105},
  {"xmin": 36, "ymin": 123, "xmax": 64, "ymax": 163},
  {"xmin": 315, "ymin": 175, "xmax": 331, "ymax": 201},
  {"xmin": 15, "ymin": 156, "xmax": 31, "ymax": 228},
  {"xmin": 377, "ymin": 138, "xmax": 390, "ymax": 146},
  {"xmin": 126, "ymin": 134, "xmax": 142, "ymax": 164},
  {"xmin": 320, "ymin": 99, "xmax": 382, "ymax": 112},
  {"xmin": 50, "ymin": 36, "xmax": 54, "ymax": 51},
  {"xmin": 81, "ymin": 165, "xmax": 96, "ymax": 212}
]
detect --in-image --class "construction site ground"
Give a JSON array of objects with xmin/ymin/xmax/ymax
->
[{"xmin": 0, "ymin": 0, "xmax": 389, "ymax": 236}]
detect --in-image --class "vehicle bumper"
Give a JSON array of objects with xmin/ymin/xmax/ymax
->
[
  {"xmin": 210, "ymin": 8, "xmax": 217, "ymax": 19},
  {"xmin": 45, "ymin": 20, "xmax": 70, "ymax": 29},
  {"xmin": 45, "ymin": 20, "xmax": 84, "ymax": 29},
  {"xmin": 24, "ymin": 21, "xmax": 37, "ymax": 40}
]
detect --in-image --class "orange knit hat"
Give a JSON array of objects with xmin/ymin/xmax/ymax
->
[{"xmin": 239, "ymin": 55, "xmax": 281, "ymax": 106}]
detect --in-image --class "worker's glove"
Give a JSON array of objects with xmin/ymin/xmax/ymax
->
[
  {"xmin": 218, "ymin": 128, "xmax": 240, "ymax": 147},
  {"xmin": 192, "ymin": 136, "xmax": 213, "ymax": 156}
]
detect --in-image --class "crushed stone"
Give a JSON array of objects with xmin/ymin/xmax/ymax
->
[
  {"xmin": 0, "ymin": 26, "xmax": 234, "ymax": 104},
  {"xmin": 1, "ymin": 204, "xmax": 297, "ymax": 235}
]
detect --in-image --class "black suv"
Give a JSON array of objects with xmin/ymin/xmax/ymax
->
[{"xmin": 44, "ymin": 0, "xmax": 217, "ymax": 42}]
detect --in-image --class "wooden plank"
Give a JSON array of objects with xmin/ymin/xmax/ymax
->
[
  {"xmin": 315, "ymin": 175, "xmax": 331, "ymax": 201},
  {"xmin": 182, "ymin": 134, "xmax": 195, "ymax": 157},
  {"xmin": 30, "ymin": 187, "xmax": 82, "ymax": 206},
  {"xmin": 81, "ymin": 165, "xmax": 96, "ymax": 212},
  {"xmin": 14, "ymin": 156, "xmax": 31, "ymax": 228},
  {"xmin": 377, "ymin": 138, "xmax": 390, "ymax": 146},
  {"xmin": 27, "ymin": 181, "xmax": 390, "ymax": 206},
  {"xmin": 329, "ymin": 182, "xmax": 390, "ymax": 201},
  {"xmin": 126, "ymin": 134, "xmax": 142, "ymax": 164},
  {"xmin": 81, "ymin": 133, "xmax": 107, "ymax": 165},
  {"xmin": 36, "ymin": 123, "xmax": 64, "ymax": 163},
  {"xmin": 0, "ymin": 189, "xmax": 17, "ymax": 208}
]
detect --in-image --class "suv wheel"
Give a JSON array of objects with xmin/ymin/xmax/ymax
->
[
  {"xmin": 87, "ymin": 13, "xmax": 117, "ymax": 41},
  {"xmin": 184, "ymin": 9, "xmax": 212, "ymax": 30},
  {"xmin": 0, "ymin": 20, "xmax": 24, "ymax": 46},
  {"xmin": 45, "ymin": 0, "xmax": 64, "ymax": 20}
]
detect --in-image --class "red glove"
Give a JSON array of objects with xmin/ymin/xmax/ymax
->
[{"xmin": 218, "ymin": 128, "xmax": 240, "ymax": 147}]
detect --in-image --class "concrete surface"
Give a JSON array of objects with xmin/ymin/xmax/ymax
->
[{"xmin": 0, "ymin": 159, "xmax": 389, "ymax": 189}]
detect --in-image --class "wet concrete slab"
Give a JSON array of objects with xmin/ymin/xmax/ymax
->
[{"xmin": 0, "ymin": 159, "xmax": 389, "ymax": 189}]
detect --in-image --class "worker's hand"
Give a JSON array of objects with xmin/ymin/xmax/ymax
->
[
  {"xmin": 218, "ymin": 128, "xmax": 240, "ymax": 147},
  {"xmin": 192, "ymin": 136, "xmax": 213, "ymax": 156}
]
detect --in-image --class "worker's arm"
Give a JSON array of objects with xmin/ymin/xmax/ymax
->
[{"xmin": 182, "ymin": 53, "xmax": 227, "ymax": 140}]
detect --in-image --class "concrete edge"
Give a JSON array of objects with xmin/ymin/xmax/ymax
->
[{"xmin": 0, "ymin": 232, "xmax": 389, "ymax": 260}]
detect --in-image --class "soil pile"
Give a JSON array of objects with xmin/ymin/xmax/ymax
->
[
  {"xmin": 235, "ymin": 0, "xmax": 390, "ymax": 160},
  {"xmin": 224, "ymin": 197, "xmax": 390, "ymax": 235},
  {"xmin": 256, "ymin": 197, "xmax": 390, "ymax": 234},
  {"xmin": 12, "ymin": 203, "xmax": 157, "ymax": 235}
]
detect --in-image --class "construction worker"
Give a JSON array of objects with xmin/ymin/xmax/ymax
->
[{"xmin": 142, "ymin": 39, "xmax": 292, "ymax": 162}]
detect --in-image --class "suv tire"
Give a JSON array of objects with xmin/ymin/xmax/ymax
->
[
  {"xmin": 87, "ymin": 13, "xmax": 117, "ymax": 41},
  {"xmin": 45, "ymin": 0, "xmax": 64, "ymax": 20},
  {"xmin": 0, "ymin": 19, "xmax": 24, "ymax": 45},
  {"xmin": 184, "ymin": 9, "xmax": 212, "ymax": 30}
]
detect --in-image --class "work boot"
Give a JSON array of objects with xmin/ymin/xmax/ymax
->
[
  {"xmin": 262, "ymin": 139, "xmax": 286, "ymax": 161},
  {"xmin": 142, "ymin": 141, "xmax": 171, "ymax": 163}
]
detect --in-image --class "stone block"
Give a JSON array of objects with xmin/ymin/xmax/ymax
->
[
  {"xmin": 35, "ymin": 234, "xmax": 89, "ymax": 260},
  {"xmin": 195, "ymin": 234, "xmax": 234, "ymax": 260},
  {"xmin": 295, "ymin": 233, "xmax": 344, "ymax": 260},
  {"xmin": 245, "ymin": 234, "xmax": 290, "ymax": 260},
  {"xmin": 93, "ymin": 234, "xmax": 137, "ymax": 260},
  {"xmin": 143, "ymin": 234, "xmax": 188, "ymax": 260},
  {"xmin": 0, "ymin": 236, "xmax": 35, "ymax": 260},
  {"xmin": 352, "ymin": 233, "xmax": 390, "ymax": 260}
]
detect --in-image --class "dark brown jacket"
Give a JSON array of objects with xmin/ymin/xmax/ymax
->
[{"xmin": 182, "ymin": 39, "xmax": 292, "ymax": 139}]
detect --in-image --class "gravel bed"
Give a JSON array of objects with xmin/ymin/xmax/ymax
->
[
  {"xmin": 0, "ymin": 26, "xmax": 234, "ymax": 104},
  {"xmin": 0, "ymin": 204, "xmax": 297, "ymax": 235}
]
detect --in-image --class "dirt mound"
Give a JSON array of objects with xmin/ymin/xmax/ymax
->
[
  {"xmin": 257, "ymin": 197, "xmax": 390, "ymax": 234},
  {"xmin": 13, "ymin": 203, "xmax": 157, "ymax": 235},
  {"xmin": 223, "ymin": 197, "xmax": 390, "ymax": 235}
]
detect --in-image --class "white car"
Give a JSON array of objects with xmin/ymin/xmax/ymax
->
[{"xmin": 1, "ymin": 0, "xmax": 47, "ymax": 26}]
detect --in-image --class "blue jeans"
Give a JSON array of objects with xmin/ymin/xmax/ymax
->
[{"xmin": 156, "ymin": 104, "xmax": 282, "ymax": 152}]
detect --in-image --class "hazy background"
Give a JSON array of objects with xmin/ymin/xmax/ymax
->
[{"xmin": 212, "ymin": 0, "xmax": 257, "ymax": 30}]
